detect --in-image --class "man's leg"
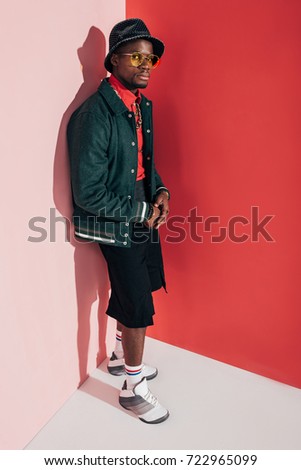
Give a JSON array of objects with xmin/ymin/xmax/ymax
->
[
  {"xmin": 118, "ymin": 324, "xmax": 169, "ymax": 423},
  {"xmin": 108, "ymin": 321, "xmax": 157, "ymax": 380},
  {"xmin": 121, "ymin": 326, "xmax": 145, "ymax": 366},
  {"xmin": 121, "ymin": 326, "xmax": 146, "ymax": 388},
  {"xmin": 113, "ymin": 322, "xmax": 145, "ymax": 364}
]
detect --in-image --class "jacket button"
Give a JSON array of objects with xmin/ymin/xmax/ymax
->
[
  {"xmin": 146, "ymin": 156, "xmax": 151, "ymax": 160},
  {"xmin": 123, "ymin": 241, "xmax": 127, "ymax": 245},
  {"xmin": 146, "ymin": 129, "xmax": 151, "ymax": 133},
  {"xmin": 131, "ymin": 142, "xmax": 136, "ymax": 146},
  {"xmin": 146, "ymin": 102, "xmax": 150, "ymax": 106},
  {"xmin": 128, "ymin": 114, "xmax": 132, "ymax": 118},
  {"xmin": 131, "ymin": 169, "xmax": 135, "ymax": 173},
  {"xmin": 124, "ymin": 233, "xmax": 129, "ymax": 237},
  {"xmin": 125, "ymin": 222, "xmax": 129, "ymax": 226},
  {"xmin": 128, "ymin": 195, "xmax": 131, "ymax": 199}
]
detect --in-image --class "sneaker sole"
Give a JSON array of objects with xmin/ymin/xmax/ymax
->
[
  {"xmin": 107, "ymin": 365, "xmax": 124, "ymax": 376},
  {"xmin": 120, "ymin": 403, "xmax": 170, "ymax": 424},
  {"xmin": 139, "ymin": 411, "xmax": 170, "ymax": 424}
]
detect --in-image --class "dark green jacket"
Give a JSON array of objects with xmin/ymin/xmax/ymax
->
[{"xmin": 67, "ymin": 78, "xmax": 168, "ymax": 247}]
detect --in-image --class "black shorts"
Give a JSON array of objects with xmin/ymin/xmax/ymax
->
[{"xmin": 98, "ymin": 180, "xmax": 166, "ymax": 328}]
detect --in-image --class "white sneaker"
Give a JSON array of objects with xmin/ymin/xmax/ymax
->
[
  {"xmin": 119, "ymin": 377, "xmax": 169, "ymax": 424},
  {"xmin": 107, "ymin": 352, "xmax": 158, "ymax": 380}
]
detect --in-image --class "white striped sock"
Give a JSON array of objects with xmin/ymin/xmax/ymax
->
[
  {"xmin": 114, "ymin": 330, "xmax": 123, "ymax": 359},
  {"xmin": 125, "ymin": 363, "xmax": 143, "ymax": 389}
]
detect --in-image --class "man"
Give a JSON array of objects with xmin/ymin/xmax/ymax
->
[{"xmin": 67, "ymin": 18, "xmax": 170, "ymax": 424}]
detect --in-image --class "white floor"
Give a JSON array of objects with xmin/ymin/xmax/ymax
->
[{"xmin": 25, "ymin": 338, "xmax": 301, "ymax": 450}]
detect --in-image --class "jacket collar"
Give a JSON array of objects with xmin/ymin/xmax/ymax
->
[
  {"xmin": 108, "ymin": 75, "xmax": 142, "ymax": 110},
  {"xmin": 98, "ymin": 78, "xmax": 149, "ymax": 115}
]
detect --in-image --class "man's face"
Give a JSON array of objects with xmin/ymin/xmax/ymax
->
[{"xmin": 111, "ymin": 39, "xmax": 154, "ymax": 91}]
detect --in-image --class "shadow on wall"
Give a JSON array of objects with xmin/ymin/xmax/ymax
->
[{"xmin": 53, "ymin": 26, "xmax": 110, "ymax": 386}]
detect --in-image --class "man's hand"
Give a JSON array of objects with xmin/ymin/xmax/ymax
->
[
  {"xmin": 144, "ymin": 204, "xmax": 161, "ymax": 229},
  {"xmin": 153, "ymin": 191, "xmax": 170, "ymax": 229}
]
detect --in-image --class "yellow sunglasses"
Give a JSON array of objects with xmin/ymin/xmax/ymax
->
[{"xmin": 117, "ymin": 51, "xmax": 160, "ymax": 69}]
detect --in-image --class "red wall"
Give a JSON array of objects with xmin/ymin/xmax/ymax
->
[{"xmin": 127, "ymin": 0, "xmax": 301, "ymax": 388}]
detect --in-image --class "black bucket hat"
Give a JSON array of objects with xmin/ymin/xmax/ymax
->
[{"xmin": 104, "ymin": 18, "xmax": 165, "ymax": 73}]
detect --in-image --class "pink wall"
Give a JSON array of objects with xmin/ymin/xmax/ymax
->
[
  {"xmin": 0, "ymin": 0, "xmax": 125, "ymax": 449},
  {"xmin": 127, "ymin": 0, "xmax": 301, "ymax": 388}
]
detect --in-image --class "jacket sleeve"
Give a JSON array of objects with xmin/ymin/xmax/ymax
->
[
  {"xmin": 67, "ymin": 111, "xmax": 149, "ymax": 223},
  {"xmin": 154, "ymin": 167, "xmax": 170, "ymax": 199}
]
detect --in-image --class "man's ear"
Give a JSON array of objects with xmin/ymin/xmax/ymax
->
[{"xmin": 110, "ymin": 53, "xmax": 119, "ymax": 68}]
